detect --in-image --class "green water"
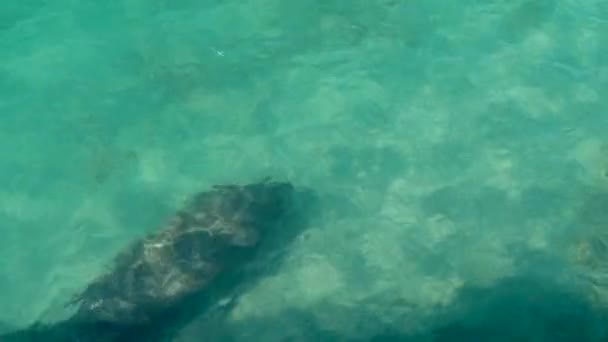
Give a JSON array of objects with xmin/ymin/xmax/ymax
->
[{"xmin": 2, "ymin": 0, "xmax": 608, "ymax": 340}]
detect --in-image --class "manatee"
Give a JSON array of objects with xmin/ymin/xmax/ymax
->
[{"xmin": 2, "ymin": 179, "xmax": 305, "ymax": 342}]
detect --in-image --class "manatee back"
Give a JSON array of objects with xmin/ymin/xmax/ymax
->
[{"xmin": 69, "ymin": 181, "xmax": 294, "ymax": 325}]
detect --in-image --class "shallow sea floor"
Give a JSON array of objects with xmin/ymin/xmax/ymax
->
[{"xmin": 2, "ymin": 0, "xmax": 608, "ymax": 340}]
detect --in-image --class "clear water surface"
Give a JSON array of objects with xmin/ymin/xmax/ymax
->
[{"xmin": 1, "ymin": 0, "xmax": 608, "ymax": 340}]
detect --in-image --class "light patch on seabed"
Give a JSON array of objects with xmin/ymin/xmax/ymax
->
[
  {"xmin": 136, "ymin": 148, "xmax": 169, "ymax": 185},
  {"xmin": 67, "ymin": 196, "xmax": 123, "ymax": 239},
  {"xmin": 573, "ymin": 82, "xmax": 600, "ymax": 103},
  {"xmin": 568, "ymin": 138, "xmax": 608, "ymax": 185},
  {"xmin": 0, "ymin": 191, "xmax": 57, "ymax": 223},
  {"xmin": 521, "ymin": 29, "xmax": 556, "ymax": 57},
  {"xmin": 481, "ymin": 147, "xmax": 522, "ymax": 199},
  {"xmin": 228, "ymin": 257, "xmax": 345, "ymax": 321}
]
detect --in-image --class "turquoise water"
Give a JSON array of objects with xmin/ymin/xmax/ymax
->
[{"xmin": 1, "ymin": 0, "xmax": 608, "ymax": 340}]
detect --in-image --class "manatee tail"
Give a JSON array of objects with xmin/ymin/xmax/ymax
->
[
  {"xmin": 0, "ymin": 322, "xmax": 70, "ymax": 342},
  {"xmin": 0, "ymin": 320, "xmax": 160, "ymax": 342}
]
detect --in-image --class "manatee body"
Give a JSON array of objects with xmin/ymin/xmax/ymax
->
[{"xmin": 3, "ymin": 180, "xmax": 296, "ymax": 342}]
